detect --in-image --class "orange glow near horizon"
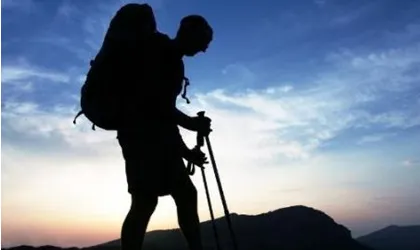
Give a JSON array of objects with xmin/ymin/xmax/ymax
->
[{"xmin": 2, "ymin": 184, "xmax": 391, "ymax": 248}]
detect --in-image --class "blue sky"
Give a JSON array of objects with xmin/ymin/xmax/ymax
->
[{"xmin": 2, "ymin": 0, "xmax": 420, "ymax": 248}]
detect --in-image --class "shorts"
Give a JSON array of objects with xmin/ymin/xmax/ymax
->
[{"xmin": 117, "ymin": 127, "xmax": 191, "ymax": 197}]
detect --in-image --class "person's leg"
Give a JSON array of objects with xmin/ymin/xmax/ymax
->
[
  {"xmin": 121, "ymin": 193, "xmax": 158, "ymax": 250},
  {"xmin": 117, "ymin": 133, "xmax": 160, "ymax": 250},
  {"xmin": 171, "ymin": 168, "xmax": 203, "ymax": 250}
]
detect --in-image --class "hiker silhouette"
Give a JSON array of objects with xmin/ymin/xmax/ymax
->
[{"xmin": 83, "ymin": 3, "xmax": 213, "ymax": 250}]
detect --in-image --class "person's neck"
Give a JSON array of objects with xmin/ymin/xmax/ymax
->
[{"xmin": 171, "ymin": 37, "xmax": 185, "ymax": 60}]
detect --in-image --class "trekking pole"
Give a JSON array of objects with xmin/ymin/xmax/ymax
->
[
  {"xmin": 197, "ymin": 111, "xmax": 239, "ymax": 250},
  {"xmin": 200, "ymin": 164, "xmax": 222, "ymax": 250},
  {"xmin": 187, "ymin": 124, "xmax": 222, "ymax": 250}
]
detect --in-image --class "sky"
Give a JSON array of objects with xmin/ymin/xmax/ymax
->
[{"xmin": 1, "ymin": 0, "xmax": 420, "ymax": 248}]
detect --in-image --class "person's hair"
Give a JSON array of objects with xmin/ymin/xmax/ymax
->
[{"xmin": 177, "ymin": 15, "xmax": 213, "ymax": 43}]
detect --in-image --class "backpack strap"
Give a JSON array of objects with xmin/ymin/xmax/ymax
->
[
  {"xmin": 73, "ymin": 110, "xmax": 84, "ymax": 125},
  {"xmin": 181, "ymin": 76, "xmax": 191, "ymax": 104},
  {"xmin": 72, "ymin": 110, "xmax": 96, "ymax": 130}
]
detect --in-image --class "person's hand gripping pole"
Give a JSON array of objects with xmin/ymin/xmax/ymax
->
[{"xmin": 186, "ymin": 111, "xmax": 211, "ymax": 174}]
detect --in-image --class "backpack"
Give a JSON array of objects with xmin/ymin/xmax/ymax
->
[{"xmin": 72, "ymin": 3, "xmax": 159, "ymax": 131}]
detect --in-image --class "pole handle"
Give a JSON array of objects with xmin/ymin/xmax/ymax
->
[{"xmin": 196, "ymin": 111, "xmax": 205, "ymax": 147}]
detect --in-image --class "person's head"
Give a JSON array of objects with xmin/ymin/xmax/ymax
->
[{"xmin": 175, "ymin": 15, "xmax": 213, "ymax": 57}]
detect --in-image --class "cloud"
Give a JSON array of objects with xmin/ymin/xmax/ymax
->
[
  {"xmin": 2, "ymin": 64, "xmax": 70, "ymax": 84},
  {"xmin": 328, "ymin": 1, "xmax": 378, "ymax": 27},
  {"xmin": 324, "ymin": 44, "xmax": 420, "ymax": 93},
  {"xmin": 180, "ymin": 42, "xmax": 420, "ymax": 161},
  {"xmin": 1, "ymin": 57, "xmax": 86, "ymax": 106},
  {"xmin": 357, "ymin": 133, "xmax": 396, "ymax": 145},
  {"xmin": 1, "ymin": 101, "xmax": 116, "ymax": 156},
  {"xmin": 265, "ymin": 85, "xmax": 293, "ymax": 94},
  {"xmin": 56, "ymin": 1, "xmax": 80, "ymax": 20},
  {"xmin": 2, "ymin": 80, "xmax": 34, "ymax": 93},
  {"xmin": 222, "ymin": 63, "xmax": 257, "ymax": 85},
  {"xmin": 181, "ymin": 87, "xmax": 341, "ymax": 161},
  {"xmin": 402, "ymin": 159, "xmax": 420, "ymax": 167},
  {"xmin": 367, "ymin": 112, "xmax": 420, "ymax": 129},
  {"xmin": 29, "ymin": 35, "xmax": 93, "ymax": 64}
]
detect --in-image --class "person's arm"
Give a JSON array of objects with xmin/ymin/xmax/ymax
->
[
  {"xmin": 174, "ymin": 107, "xmax": 213, "ymax": 135},
  {"xmin": 179, "ymin": 137, "xmax": 191, "ymax": 159},
  {"xmin": 174, "ymin": 107, "xmax": 195, "ymax": 131},
  {"xmin": 174, "ymin": 126, "xmax": 191, "ymax": 158}
]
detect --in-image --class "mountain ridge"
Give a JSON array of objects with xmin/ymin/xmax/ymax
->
[
  {"xmin": 2, "ymin": 205, "xmax": 373, "ymax": 250},
  {"xmin": 357, "ymin": 225, "xmax": 420, "ymax": 250}
]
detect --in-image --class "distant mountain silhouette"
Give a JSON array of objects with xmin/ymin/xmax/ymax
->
[
  {"xmin": 357, "ymin": 225, "xmax": 420, "ymax": 250},
  {"xmin": 3, "ymin": 205, "xmax": 373, "ymax": 250},
  {"xmin": 1, "ymin": 247, "xmax": 79, "ymax": 250}
]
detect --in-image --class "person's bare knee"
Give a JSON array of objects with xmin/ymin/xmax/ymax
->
[
  {"xmin": 171, "ymin": 179, "xmax": 202, "ymax": 250},
  {"xmin": 129, "ymin": 194, "xmax": 158, "ymax": 218},
  {"xmin": 173, "ymin": 181, "xmax": 197, "ymax": 209}
]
